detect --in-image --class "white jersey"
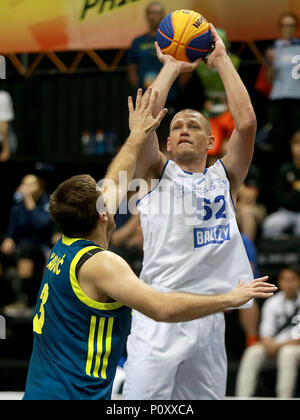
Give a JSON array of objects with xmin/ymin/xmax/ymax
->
[{"xmin": 137, "ymin": 159, "xmax": 254, "ymax": 297}]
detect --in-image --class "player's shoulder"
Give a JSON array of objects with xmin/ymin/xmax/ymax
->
[{"xmin": 79, "ymin": 249, "xmax": 128, "ymax": 278}]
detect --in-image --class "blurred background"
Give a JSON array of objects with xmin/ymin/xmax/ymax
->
[{"xmin": 0, "ymin": 0, "xmax": 300, "ymax": 399}]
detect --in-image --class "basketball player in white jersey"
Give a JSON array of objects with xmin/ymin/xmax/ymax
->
[{"xmin": 122, "ymin": 25, "xmax": 259, "ymax": 400}]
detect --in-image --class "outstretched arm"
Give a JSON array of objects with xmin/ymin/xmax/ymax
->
[
  {"xmin": 102, "ymin": 88, "xmax": 167, "ymax": 215},
  {"xmin": 79, "ymin": 251, "xmax": 277, "ymax": 322},
  {"xmin": 135, "ymin": 45, "xmax": 202, "ymax": 180},
  {"xmin": 206, "ymin": 25, "xmax": 257, "ymax": 203}
]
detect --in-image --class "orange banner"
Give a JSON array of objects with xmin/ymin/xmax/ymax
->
[{"xmin": 0, "ymin": 0, "xmax": 299, "ymax": 53}]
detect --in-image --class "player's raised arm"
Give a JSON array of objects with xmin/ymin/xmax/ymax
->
[
  {"xmin": 135, "ymin": 43, "xmax": 202, "ymax": 180},
  {"xmin": 79, "ymin": 251, "xmax": 277, "ymax": 323},
  {"xmin": 206, "ymin": 24, "xmax": 257, "ymax": 202},
  {"xmin": 102, "ymin": 88, "xmax": 167, "ymax": 215}
]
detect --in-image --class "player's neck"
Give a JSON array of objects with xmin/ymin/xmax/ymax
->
[
  {"xmin": 82, "ymin": 229, "xmax": 108, "ymax": 250},
  {"xmin": 174, "ymin": 158, "xmax": 207, "ymax": 174}
]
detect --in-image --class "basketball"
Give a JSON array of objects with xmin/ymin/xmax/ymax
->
[{"xmin": 156, "ymin": 9, "xmax": 213, "ymax": 62}]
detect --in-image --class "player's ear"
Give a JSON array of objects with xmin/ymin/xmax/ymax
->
[
  {"xmin": 207, "ymin": 135, "xmax": 214, "ymax": 150},
  {"xmin": 167, "ymin": 137, "xmax": 172, "ymax": 153},
  {"xmin": 98, "ymin": 212, "xmax": 108, "ymax": 223}
]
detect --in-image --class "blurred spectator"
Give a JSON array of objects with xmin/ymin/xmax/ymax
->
[
  {"xmin": 127, "ymin": 2, "xmax": 167, "ymax": 94},
  {"xmin": 262, "ymin": 131, "xmax": 300, "ymax": 238},
  {"xmin": 127, "ymin": 1, "xmax": 188, "ymax": 142},
  {"xmin": 235, "ymin": 266, "xmax": 300, "ymax": 398},
  {"xmin": 265, "ymin": 12, "xmax": 300, "ymax": 163},
  {"xmin": 0, "ymin": 91, "xmax": 18, "ymax": 233},
  {"xmin": 0, "ymin": 90, "xmax": 17, "ymax": 162},
  {"xmin": 195, "ymin": 28, "xmax": 240, "ymax": 157},
  {"xmin": 0, "ymin": 174, "xmax": 54, "ymax": 313}
]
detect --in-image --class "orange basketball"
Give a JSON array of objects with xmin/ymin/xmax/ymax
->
[{"xmin": 156, "ymin": 9, "xmax": 213, "ymax": 62}]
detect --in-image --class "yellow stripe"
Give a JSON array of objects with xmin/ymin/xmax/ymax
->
[
  {"xmin": 93, "ymin": 317, "xmax": 105, "ymax": 378},
  {"xmin": 86, "ymin": 316, "xmax": 96, "ymax": 376},
  {"xmin": 62, "ymin": 235, "xmax": 83, "ymax": 246},
  {"xmin": 101, "ymin": 317, "xmax": 114, "ymax": 379},
  {"xmin": 69, "ymin": 246, "xmax": 123, "ymax": 311}
]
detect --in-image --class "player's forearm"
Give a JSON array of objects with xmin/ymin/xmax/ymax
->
[
  {"xmin": 157, "ymin": 291, "xmax": 234, "ymax": 322},
  {"xmin": 214, "ymin": 55, "xmax": 256, "ymax": 131},
  {"xmin": 134, "ymin": 62, "xmax": 179, "ymax": 174},
  {"xmin": 150, "ymin": 61, "xmax": 180, "ymax": 117},
  {"xmin": 103, "ymin": 130, "xmax": 148, "ymax": 213}
]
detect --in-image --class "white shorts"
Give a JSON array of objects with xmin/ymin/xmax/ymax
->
[{"xmin": 124, "ymin": 310, "xmax": 227, "ymax": 400}]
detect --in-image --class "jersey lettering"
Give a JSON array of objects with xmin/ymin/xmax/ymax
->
[
  {"xmin": 194, "ymin": 224, "xmax": 230, "ymax": 248},
  {"xmin": 46, "ymin": 252, "xmax": 65, "ymax": 275}
]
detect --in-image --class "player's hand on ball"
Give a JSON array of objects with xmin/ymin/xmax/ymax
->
[
  {"xmin": 205, "ymin": 24, "xmax": 227, "ymax": 69},
  {"xmin": 229, "ymin": 276, "xmax": 277, "ymax": 308},
  {"xmin": 128, "ymin": 88, "xmax": 168, "ymax": 136},
  {"xmin": 155, "ymin": 42, "xmax": 202, "ymax": 73}
]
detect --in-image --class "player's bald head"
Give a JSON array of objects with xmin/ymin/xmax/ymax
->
[{"xmin": 170, "ymin": 109, "xmax": 212, "ymax": 136}]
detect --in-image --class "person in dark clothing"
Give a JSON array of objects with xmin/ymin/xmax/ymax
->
[
  {"xmin": 262, "ymin": 131, "xmax": 300, "ymax": 238},
  {"xmin": 0, "ymin": 174, "xmax": 53, "ymax": 312},
  {"xmin": 127, "ymin": 2, "xmax": 167, "ymax": 94}
]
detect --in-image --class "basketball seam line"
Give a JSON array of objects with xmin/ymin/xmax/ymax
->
[
  {"xmin": 187, "ymin": 28, "xmax": 210, "ymax": 46},
  {"xmin": 174, "ymin": 11, "xmax": 195, "ymax": 57},
  {"xmin": 157, "ymin": 28, "xmax": 210, "ymax": 52}
]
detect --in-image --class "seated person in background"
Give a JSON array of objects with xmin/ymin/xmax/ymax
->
[
  {"xmin": 235, "ymin": 265, "xmax": 300, "ymax": 398},
  {"xmin": 195, "ymin": 28, "xmax": 240, "ymax": 158},
  {"xmin": 0, "ymin": 174, "xmax": 54, "ymax": 312},
  {"xmin": 262, "ymin": 131, "xmax": 300, "ymax": 238}
]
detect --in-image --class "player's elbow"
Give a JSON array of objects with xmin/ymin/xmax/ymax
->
[
  {"xmin": 151, "ymin": 307, "xmax": 171, "ymax": 322},
  {"xmin": 237, "ymin": 110, "xmax": 257, "ymax": 134},
  {"xmin": 152, "ymin": 301, "xmax": 179, "ymax": 323}
]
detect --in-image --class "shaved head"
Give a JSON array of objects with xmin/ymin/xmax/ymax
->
[{"xmin": 171, "ymin": 109, "xmax": 212, "ymax": 136}]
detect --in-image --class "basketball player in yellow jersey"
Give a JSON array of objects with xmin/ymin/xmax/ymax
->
[{"xmin": 121, "ymin": 25, "xmax": 260, "ymax": 400}]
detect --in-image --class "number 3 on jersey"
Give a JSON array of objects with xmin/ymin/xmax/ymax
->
[{"xmin": 33, "ymin": 283, "xmax": 49, "ymax": 335}]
